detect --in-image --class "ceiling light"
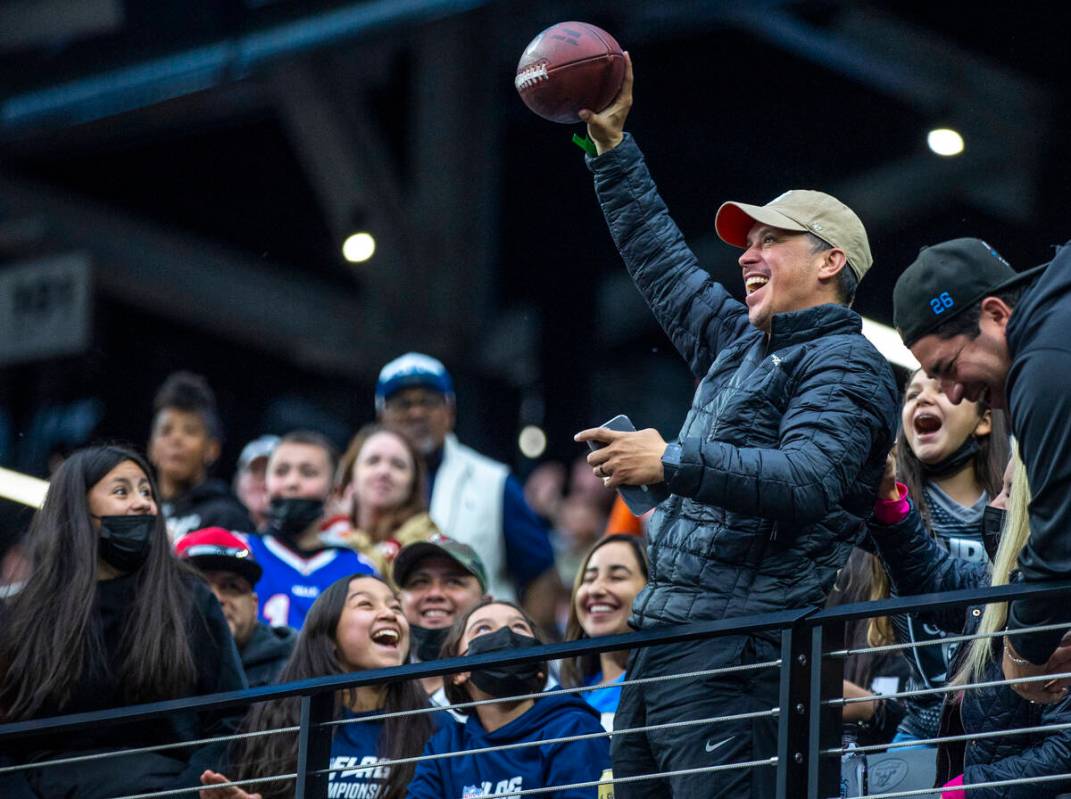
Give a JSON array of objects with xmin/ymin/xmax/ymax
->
[
  {"xmin": 927, "ymin": 128, "xmax": 964, "ymax": 157},
  {"xmin": 0, "ymin": 466, "xmax": 48, "ymax": 508},
  {"xmin": 518, "ymin": 425, "xmax": 547, "ymax": 459},
  {"xmin": 342, "ymin": 232, "xmax": 376, "ymax": 263},
  {"xmin": 861, "ymin": 317, "xmax": 919, "ymax": 371}
]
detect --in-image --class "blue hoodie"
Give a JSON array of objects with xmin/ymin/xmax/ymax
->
[{"xmin": 405, "ymin": 693, "xmax": 610, "ymax": 799}]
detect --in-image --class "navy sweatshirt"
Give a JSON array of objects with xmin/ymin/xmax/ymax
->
[
  {"xmin": 328, "ymin": 707, "xmax": 450, "ymax": 799},
  {"xmin": 405, "ymin": 694, "xmax": 610, "ymax": 799},
  {"xmin": 1004, "ymin": 241, "xmax": 1071, "ymax": 662}
]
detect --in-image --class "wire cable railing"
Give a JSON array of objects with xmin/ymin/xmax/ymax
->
[{"xmin": 4, "ymin": 581, "xmax": 1071, "ymax": 799}]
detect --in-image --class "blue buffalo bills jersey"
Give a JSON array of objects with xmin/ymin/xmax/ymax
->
[{"xmin": 246, "ymin": 534, "xmax": 376, "ymax": 629}]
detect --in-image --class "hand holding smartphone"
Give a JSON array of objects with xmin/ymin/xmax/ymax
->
[{"xmin": 586, "ymin": 414, "xmax": 671, "ymax": 515}]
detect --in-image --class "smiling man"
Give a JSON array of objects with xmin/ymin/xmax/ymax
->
[
  {"xmin": 573, "ymin": 56, "xmax": 899, "ymax": 799},
  {"xmin": 393, "ymin": 535, "xmax": 490, "ymax": 701},
  {"xmin": 893, "ymin": 237, "xmax": 1071, "ymax": 691},
  {"xmin": 375, "ymin": 352, "xmax": 559, "ymax": 634},
  {"xmin": 175, "ymin": 527, "xmax": 296, "ymax": 688}
]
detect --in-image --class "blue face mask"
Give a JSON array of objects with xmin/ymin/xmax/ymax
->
[{"xmin": 97, "ymin": 515, "xmax": 156, "ymax": 573}]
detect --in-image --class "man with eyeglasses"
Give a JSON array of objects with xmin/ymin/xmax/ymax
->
[
  {"xmin": 893, "ymin": 237, "xmax": 1071, "ymax": 703},
  {"xmin": 375, "ymin": 352, "xmax": 559, "ymax": 631}
]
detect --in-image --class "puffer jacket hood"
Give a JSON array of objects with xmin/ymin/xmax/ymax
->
[{"xmin": 588, "ymin": 134, "xmax": 899, "ymax": 630}]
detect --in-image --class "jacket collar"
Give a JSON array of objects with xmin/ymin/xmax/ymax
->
[{"xmin": 767, "ymin": 303, "xmax": 861, "ymax": 350}]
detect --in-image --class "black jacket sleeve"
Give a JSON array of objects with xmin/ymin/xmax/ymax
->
[
  {"xmin": 169, "ymin": 582, "xmax": 248, "ymax": 792},
  {"xmin": 588, "ymin": 134, "xmax": 757, "ymax": 379},
  {"xmin": 869, "ymin": 505, "xmax": 990, "ymax": 596},
  {"xmin": 1006, "ymin": 346, "xmax": 1071, "ymax": 663},
  {"xmin": 869, "ymin": 504, "xmax": 990, "ymax": 635},
  {"xmin": 664, "ymin": 342, "xmax": 895, "ymax": 526},
  {"xmin": 963, "ymin": 693, "xmax": 1071, "ymax": 799}
]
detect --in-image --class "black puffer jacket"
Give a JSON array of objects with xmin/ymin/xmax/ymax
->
[
  {"xmin": 871, "ymin": 505, "xmax": 1071, "ymax": 798},
  {"xmin": 589, "ymin": 135, "xmax": 898, "ymax": 629}
]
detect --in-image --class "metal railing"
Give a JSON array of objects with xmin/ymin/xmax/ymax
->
[{"xmin": 2, "ymin": 580, "xmax": 1070, "ymax": 799}]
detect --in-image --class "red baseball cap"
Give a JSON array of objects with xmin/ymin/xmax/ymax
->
[{"xmin": 175, "ymin": 527, "xmax": 262, "ymax": 587}]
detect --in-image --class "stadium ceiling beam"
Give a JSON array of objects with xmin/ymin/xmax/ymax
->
[
  {"xmin": 0, "ymin": 0, "xmax": 492, "ymax": 139},
  {"xmin": 268, "ymin": 11, "xmax": 504, "ymax": 362},
  {"xmin": 0, "ymin": 172, "xmax": 391, "ymax": 376}
]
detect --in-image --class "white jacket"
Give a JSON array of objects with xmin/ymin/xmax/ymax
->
[{"xmin": 428, "ymin": 434, "xmax": 514, "ymax": 600}]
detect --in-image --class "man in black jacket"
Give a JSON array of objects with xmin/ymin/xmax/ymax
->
[
  {"xmin": 574, "ymin": 57, "xmax": 898, "ymax": 798},
  {"xmin": 176, "ymin": 527, "xmax": 296, "ymax": 687},
  {"xmin": 893, "ymin": 237, "xmax": 1071, "ymax": 701}
]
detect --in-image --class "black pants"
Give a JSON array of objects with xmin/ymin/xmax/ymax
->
[{"xmin": 611, "ymin": 635, "xmax": 779, "ymax": 799}]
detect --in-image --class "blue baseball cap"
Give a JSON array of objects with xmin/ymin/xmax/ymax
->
[{"xmin": 375, "ymin": 352, "xmax": 455, "ymax": 411}]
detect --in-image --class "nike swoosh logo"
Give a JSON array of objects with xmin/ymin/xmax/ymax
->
[{"xmin": 705, "ymin": 736, "xmax": 733, "ymax": 753}]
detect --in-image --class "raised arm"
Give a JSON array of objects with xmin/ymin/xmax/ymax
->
[{"xmin": 583, "ymin": 55, "xmax": 755, "ymax": 378}]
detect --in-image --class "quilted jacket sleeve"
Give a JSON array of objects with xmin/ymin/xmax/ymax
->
[
  {"xmin": 869, "ymin": 507, "xmax": 990, "ymax": 597},
  {"xmin": 663, "ymin": 338, "xmax": 897, "ymax": 527},
  {"xmin": 869, "ymin": 506, "xmax": 990, "ymax": 634},
  {"xmin": 588, "ymin": 134, "xmax": 756, "ymax": 378},
  {"xmin": 963, "ymin": 696, "xmax": 1071, "ymax": 799}
]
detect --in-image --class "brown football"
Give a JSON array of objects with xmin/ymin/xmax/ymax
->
[{"xmin": 515, "ymin": 21, "xmax": 625, "ymax": 124}]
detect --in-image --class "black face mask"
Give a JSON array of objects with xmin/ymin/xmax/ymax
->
[
  {"xmin": 411, "ymin": 625, "xmax": 450, "ymax": 663},
  {"xmin": 97, "ymin": 515, "xmax": 156, "ymax": 573},
  {"xmin": 921, "ymin": 437, "xmax": 981, "ymax": 479},
  {"xmin": 982, "ymin": 506, "xmax": 1006, "ymax": 563},
  {"xmin": 268, "ymin": 497, "xmax": 324, "ymax": 540},
  {"xmin": 465, "ymin": 626, "xmax": 544, "ymax": 699}
]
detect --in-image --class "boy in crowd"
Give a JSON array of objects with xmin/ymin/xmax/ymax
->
[
  {"xmin": 148, "ymin": 372, "xmax": 252, "ymax": 541},
  {"xmin": 176, "ymin": 527, "xmax": 296, "ymax": 688},
  {"xmin": 247, "ymin": 430, "xmax": 376, "ymax": 629}
]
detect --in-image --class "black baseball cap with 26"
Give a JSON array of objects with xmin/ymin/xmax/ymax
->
[{"xmin": 893, "ymin": 237, "xmax": 1047, "ymax": 348}]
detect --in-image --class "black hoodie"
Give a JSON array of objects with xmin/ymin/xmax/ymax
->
[
  {"xmin": 1004, "ymin": 241, "xmax": 1071, "ymax": 663},
  {"xmin": 162, "ymin": 478, "xmax": 253, "ymax": 540},
  {"xmin": 240, "ymin": 622, "xmax": 297, "ymax": 688}
]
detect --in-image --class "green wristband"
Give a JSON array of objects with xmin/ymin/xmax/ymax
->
[{"xmin": 571, "ymin": 133, "xmax": 597, "ymax": 157}]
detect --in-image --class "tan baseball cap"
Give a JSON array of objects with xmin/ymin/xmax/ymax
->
[{"xmin": 714, "ymin": 189, "xmax": 873, "ymax": 282}]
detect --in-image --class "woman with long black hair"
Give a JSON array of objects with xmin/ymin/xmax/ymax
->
[
  {"xmin": 0, "ymin": 444, "xmax": 246, "ymax": 798},
  {"xmin": 200, "ymin": 574, "xmax": 441, "ymax": 799}
]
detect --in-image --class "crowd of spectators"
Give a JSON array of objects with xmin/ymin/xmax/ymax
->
[
  {"xmin": 3, "ymin": 55, "xmax": 1071, "ymax": 799},
  {"xmin": 7, "ymin": 342, "xmax": 1065, "ymax": 798}
]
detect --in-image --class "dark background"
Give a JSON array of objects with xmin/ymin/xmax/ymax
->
[{"xmin": 0, "ymin": 0, "xmax": 1067, "ymax": 491}]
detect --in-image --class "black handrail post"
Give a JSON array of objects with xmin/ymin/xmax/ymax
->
[
  {"xmin": 295, "ymin": 691, "xmax": 334, "ymax": 799},
  {"xmin": 807, "ymin": 619, "xmax": 845, "ymax": 799},
  {"xmin": 776, "ymin": 618, "xmax": 813, "ymax": 799}
]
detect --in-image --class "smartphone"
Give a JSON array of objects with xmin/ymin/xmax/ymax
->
[{"xmin": 587, "ymin": 414, "xmax": 671, "ymax": 515}]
